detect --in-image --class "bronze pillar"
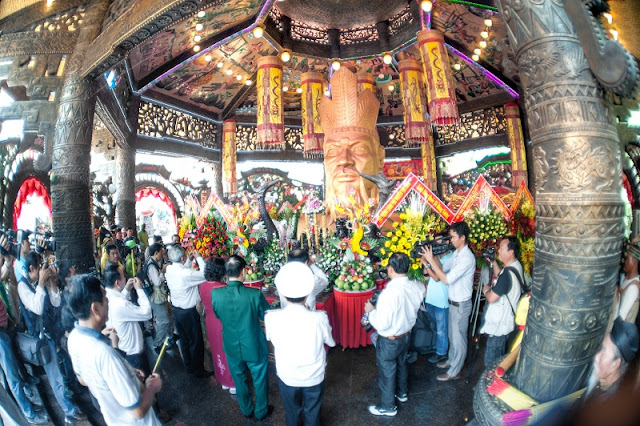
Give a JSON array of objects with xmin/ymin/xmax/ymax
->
[
  {"xmin": 473, "ymin": 1, "xmax": 637, "ymax": 415},
  {"xmin": 211, "ymin": 161, "xmax": 223, "ymax": 199},
  {"xmin": 51, "ymin": 0, "xmax": 109, "ymax": 271},
  {"xmin": 115, "ymin": 144, "xmax": 136, "ymax": 229}
]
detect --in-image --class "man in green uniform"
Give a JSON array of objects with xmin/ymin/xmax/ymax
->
[{"xmin": 211, "ymin": 255, "xmax": 273, "ymax": 421}]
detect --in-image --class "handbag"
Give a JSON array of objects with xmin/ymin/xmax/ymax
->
[{"xmin": 15, "ymin": 315, "xmax": 52, "ymax": 366}]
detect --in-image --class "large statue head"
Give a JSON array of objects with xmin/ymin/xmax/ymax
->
[{"xmin": 319, "ymin": 68, "xmax": 385, "ymax": 223}]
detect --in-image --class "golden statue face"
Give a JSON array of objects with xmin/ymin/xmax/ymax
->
[{"xmin": 324, "ymin": 131, "xmax": 384, "ymax": 206}]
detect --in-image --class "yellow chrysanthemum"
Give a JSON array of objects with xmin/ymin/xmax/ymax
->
[
  {"xmin": 380, "ymin": 248, "xmax": 386, "ymax": 255},
  {"xmin": 385, "ymin": 241, "xmax": 391, "ymax": 247},
  {"xmin": 381, "ymin": 258, "xmax": 389, "ymax": 267}
]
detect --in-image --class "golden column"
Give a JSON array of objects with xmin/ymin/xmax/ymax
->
[
  {"xmin": 256, "ymin": 55, "xmax": 284, "ymax": 149},
  {"xmin": 301, "ymin": 71, "xmax": 325, "ymax": 158},
  {"xmin": 505, "ymin": 103, "xmax": 528, "ymax": 188},
  {"xmin": 222, "ymin": 119, "xmax": 237, "ymax": 196}
]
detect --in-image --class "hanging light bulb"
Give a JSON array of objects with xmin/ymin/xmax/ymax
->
[
  {"xmin": 193, "ymin": 45, "xmax": 200, "ymax": 52},
  {"xmin": 474, "ymin": 48, "xmax": 481, "ymax": 55},
  {"xmin": 195, "ymin": 23, "xmax": 204, "ymax": 31},
  {"xmin": 281, "ymin": 50, "xmax": 291, "ymax": 63},
  {"xmin": 217, "ymin": 61, "xmax": 224, "ymax": 68},
  {"xmin": 479, "ymin": 41, "xmax": 487, "ymax": 48},
  {"xmin": 194, "ymin": 35, "xmax": 201, "ymax": 42},
  {"xmin": 226, "ymin": 69, "xmax": 233, "ymax": 75},
  {"xmin": 379, "ymin": 73, "xmax": 385, "ymax": 79},
  {"xmin": 383, "ymin": 53, "xmax": 393, "ymax": 65},
  {"xmin": 236, "ymin": 74, "xmax": 243, "ymax": 81},
  {"xmin": 332, "ymin": 60, "xmax": 341, "ymax": 71},
  {"xmin": 472, "ymin": 54, "xmax": 480, "ymax": 61},
  {"xmin": 388, "ymin": 84, "xmax": 395, "ymax": 92},
  {"xmin": 245, "ymin": 80, "xmax": 253, "ymax": 86},
  {"xmin": 421, "ymin": 1, "xmax": 433, "ymax": 13},
  {"xmin": 484, "ymin": 19, "xmax": 493, "ymax": 27},
  {"xmin": 283, "ymin": 85, "xmax": 289, "ymax": 92},
  {"xmin": 197, "ymin": 11, "xmax": 206, "ymax": 18},
  {"xmin": 453, "ymin": 63, "xmax": 461, "ymax": 71},
  {"xmin": 324, "ymin": 89, "xmax": 331, "ymax": 96},
  {"xmin": 252, "ymin": 26, "xmax": 264, "ymax": 38},
  {"xmin": 204, "ymin": 55, "xmax": 212, "ymax": 62},
  {"xmin": 296, "ymin": 87, "xmax": 303, "ymax": 94},
  {"xmin": 481, "ymin": 31, "xmax": 489, "ymax": 39}
]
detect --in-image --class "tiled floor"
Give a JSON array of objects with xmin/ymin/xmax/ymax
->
[{"xmin": 38, "ymin": 336, "xmax": 485, "ymax": 425}]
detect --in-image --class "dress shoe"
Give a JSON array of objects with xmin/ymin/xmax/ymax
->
[
  {"xmin": 436, "ymin": 360, "xmax": 451, "ymax": 369},
  {"xmin": 255, "ymin": 405, "xmax": 274, "ymax": 421},
  {"xmin": 406, "ymin": 351, "xmax": 418, "ymax": 364},
  {"xmin": 368, "ymin": 405, "xmax": 397, "ymax": 417},
  {"xmin": 436, "ymin": 373, "xmax": 461, "ymax": 382},
  {"xmin": 428, "ymin": 353, "xmax": 447, "ymax": 364}
]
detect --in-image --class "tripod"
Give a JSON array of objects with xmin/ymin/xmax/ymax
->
[{"xmin": 466, "ymin": 266, "xmax": 490, "ymax": 383}]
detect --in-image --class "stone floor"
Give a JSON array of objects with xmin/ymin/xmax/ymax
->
[{"xmin": 35, "ymin": 335, "xmax": 486, "ymax": 426}]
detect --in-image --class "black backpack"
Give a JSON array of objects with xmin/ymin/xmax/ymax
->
[
  {"xmin": 410, "ymin": 302, "xmax": 437, "ymax": 355},
  {"xmin": 138, "ymin": 258, "xmax": 158, "ymax": 298}
]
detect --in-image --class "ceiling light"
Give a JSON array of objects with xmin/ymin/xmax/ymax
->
[
  {"xmin": 481, "ymin": 31, "xmax": 489, "ymax": 39},
  {"xmin": 195, "ymin": 23, "xmax": 204, "ymax": 31},
  {"xmin": 383, "ymin": 53, "xmax": 393, "ymax": 65},
  {"xmin": 389, "ymin": 134, "xmax": 395, "ymax": 140},
  {"xmin": 388, "ymin": 84, "xmax": 395, "ymax": 92},
  {"xmin": 252, "ymin": 26, "xmax": 264, "ymax": 38},
  {"xmin": 204, "ymin": 55, "xmax": 212, "ymax": 62},
  {"xmin": 603, "ymin": 12, "xmax": 613, "ymax": 25},
  {"xmin": 245, "ymin": 80, "xmax": 253, "ymax": 86},
  {"xmin": 324, "ymin": 90, "xmax": 330, "ymax": 96},
  {"xmin": 332, "ymin": 60, "xmax": 341, "ymax": 71},
  {"xmin": 609, "ymin": 29, "xmax": 619, "ymax": 40},
  {"xmin": 193, "ymin": 45, "xmax": 200, "ymax": 52},
  {"xmin": 197, "ymin": 11, "xmax": 206, "ymax": 18},
  {"xmin": 236, "ymin": 74, "xmax": 243, "ymax": 81},
  {"xmin": 194, "ymin": 35, "xmax": 201, "ymax": 42},
  {"xmin": 453, "ymin": 63, "xmax": 461, "ymax": 71},
  {"xmin": 296, "ymin": 87, "xmax": 303, "ymax": 94},
  {"xmin": 281, "ymin": 50, "xmax": 291, "ymax": 63},
  {"xmin": 484, "ymin": 19, "xmax": 493, "ymax": 27},
  {"xmin": 474, "ymin": 48, "xmax": 481, "ymax": 55},
  {"xmin": 472, "ymin": 54, "xmax": 480, "ymax": 61},
  {"xmin": 46, "ymin": 0, "xmax": 55, "ymax": 7},
  {"xmin": 226, "ymin": 69, "xmax": 233, "ymax": 75},
  {"xmin": 216, "ymin": 61, "xmax": 224, "ymax": 68},
  {"xmin": 283, "ymin": 86, "xmax": 289, "ymax": 92},
  {"xmin": 421, "ymin": 1, "xmax": 433, "ymax": 13},
  {"xmin": 479, "ymin": 41, "xmax": 487, "ymax": 48},
  {"xmin": 379, "ymin": 73, "xmax": 385, "ymax": 79}
]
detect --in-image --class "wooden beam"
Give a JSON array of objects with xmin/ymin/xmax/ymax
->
[
  {"xmin": 140, "ymin": 90, "xmax": 220, "ymax": 123},
  {"xmin": 134, "ymin": 134, "xmax": 220, "ymax": 162}
]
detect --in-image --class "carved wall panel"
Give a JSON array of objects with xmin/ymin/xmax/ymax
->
[
  {"xmin": 235, "ymin": 124, "xmax": 302, "ymax": 151},
  {"xmin": 137, "ymin": 101, "xmax": 217, "ymax": 147},
  {"xmin": 435, "ymin": 106, "xmax": 507, "ymax": 146}
]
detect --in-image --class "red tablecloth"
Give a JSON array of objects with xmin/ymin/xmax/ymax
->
[{"xmin": 333, "ymin": 288, "xmax": 374, "ymax": 349}]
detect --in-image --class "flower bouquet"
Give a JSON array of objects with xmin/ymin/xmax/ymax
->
[
  {"xmin": 316, "ymin": 237, "xmax": 345, "ymax": 285},
  {"xmin": 466, "ymin": 206, "xmax": 509, "ymax": 268},
  {"xmin": 178, "ymin": 210, "xmax": 232, "ymax": 258},
  {"xmin": 510, "ymin": 198, "xmax": 535, "ymax": 274},
  {"xmin": 263, "ymin": 235, "xmax": 286, "ymax": 285}
]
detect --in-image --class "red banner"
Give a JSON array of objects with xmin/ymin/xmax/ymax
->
[
  {"xmin": 510, "ymin": 180, "xmax": 534, "ymax": 214},
  {"xmin": 453, "ymin": 176, "xmax": 512, "ymax": 222}
]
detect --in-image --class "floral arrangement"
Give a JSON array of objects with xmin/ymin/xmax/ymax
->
[
  {"xmin": 466, "ymin": 206, "xmax": 509, "ymax": 267},
  {"xmin": 304, "ymin": 195, "xmax": 325, "ymax": 214},
  {"xmin": 178, "ymin": 210, "xmax": 232, "ymax": 258},
  {"xmin": 334, "ymin": 255, "xmax": 375, "ymax": 291},
  {"xmin": 262, "ymin": 235, "xmax": 286, "ymax": 282},
  {"xmin": 377, "ymin": 195, "xmax": 447, "ymax": 282},
  {"xmin": 244, "ymin": 251, "xmax": 264, "ymax": 282},
  {"xmin": 510, "ymin": 198, "xmax": 535, "ymax": 274},
  {"xmin": 316, "ymin": 237, "xmax": 345, "ymax": 284}
]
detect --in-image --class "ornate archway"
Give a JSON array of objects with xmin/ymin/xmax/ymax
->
[{"xmin": 3, "ymin": 149, "xmax": 50, "ymax": 229}]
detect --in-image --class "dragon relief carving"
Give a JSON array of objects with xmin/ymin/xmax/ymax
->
[{"xmin": 550, "ymin": 138, "xmax": 618, "ymax": 192}]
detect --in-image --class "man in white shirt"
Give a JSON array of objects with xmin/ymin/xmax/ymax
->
[
  {"xmin": 365, "ymin": 252, "xmax": 425, "ymax": 417},
  {"xmin": 103, "ymin": 264, "xmax": 153, "ymax": 372},
  {"xmin": 422, "ymin": 221, "xmax": 476, "ymax": 382},
  {"xmin": 66, "ymin": 274, "xmax": 162, "ymax": 426},
  {"xmin": 266, "ymin": 262, "xmax": 335, "ymax": 426},
  {"xmin": 165, "ymin": 245, "xmax": 209, "ymax": 378},
  {"xmin": 280, "ymin": 249, "xmax": 328, "ymax": 311}
]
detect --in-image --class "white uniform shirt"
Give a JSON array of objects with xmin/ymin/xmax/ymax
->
[
  {"xmin": 105, "ymin": 287, "xmax": 152, "ymax": 356},
  {"xmin": 67, "ymin": 325, "xmax": 160, "ymax": 426},
  {"xmin": 442, "ymin": 245, "xmax": 476, "ymax": 302},
  {"xmin": 279, "ymin": 264, "xmax": 329, "ymax": 311},
  {"xmin": 165, "ymin": 257, "xmax": 205, "ymax": 309},
  {"xmin": 265, "ymin": 304, "xmax": 335, "ymax": 387},
  {"xmin": 368, "ymin": 276, "xmax": 425, "ymax": 338},
  {"xmin": 17, "ymin": 280, "xmax": 61, "ymax": 315}
]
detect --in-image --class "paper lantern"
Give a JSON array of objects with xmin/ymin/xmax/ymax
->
[
  {"xmin": 356, "ymin": 71, "xmax": 374, "ymax": 93},
  {"xmin": 421, "ymin": 136, "xmax": 437, "ymax": 191},
  {"xmin": 417, "ymin": 29, "xmax": 459, "ymax": 126},
  {"xmin": 505, "ymin": 103, "xmax": 528, "ymax": 188},
  {"xmin": 222, "ymin": 119, "xmax": 237, "ymax": 196},
  {"xmin": 256, "ymin": 56, "xmax": 284, "ymax": 149},
  {"xmin": 398, "ymin": 58, "xmax": 430, "ymax": 145},
  {"xmin": 301, "ymin": 71, "xmax": 324, "ymax": 158}
]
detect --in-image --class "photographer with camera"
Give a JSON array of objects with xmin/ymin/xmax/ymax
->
[
  {"xmin": 421, "ymin": 221, "xmax": 476, "ymax": 382},
  {"xmin": 365, "ymin": 252, "xmax": 425, "ymax": 417},
  {"xmin": 479, "ymin": 236, "xmax": 523, "ymax": 367},
  {"xmin": 10, "ymin": 230, "xmax": 32, "ymax": 282},
  {"xmin": 146, "ymin": 243, "xmax": 175, "ymax": 353},
  {"xmin": 17, "ymin": 251, "xmax": 86, "ymax": 424}
]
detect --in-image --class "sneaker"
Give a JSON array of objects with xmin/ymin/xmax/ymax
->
[
  {"xmin": 436, "ymin": 373, "xmax": 461, "ymax": 382},
  {"xmin": 26, "ymin": 411, "xmax": 49, "ymax": 425},
  {"xmin": 221, "ymin": 385, "xmax": 230, "ymax": 390},
  {"xmin": 406, "ymin": 351, "xmax": 418, "ymax": 364},
  {"xmin": 395, "ymin": 393, "xmax": 408, "ymax": 403},
  {"xmin": 229, "ymin": 387, "xmax": 237, "ymax": 395},
  {"xmin": 368, "ymin": 405, "xmax": 397, "ymax": 417},
  {"xmin": 436, "ymin": 360, "xmax": 451, "ymax": 369},
  {"xmin": 428, "ymin": 353, "xmax": 447, "ymax": 364}
]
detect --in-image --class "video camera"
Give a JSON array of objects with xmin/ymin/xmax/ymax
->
[
  {"xmin": 0, "ymin": 229, "xmax": 29, "ymax": 258},
  {"xmin": 410, "ymin": 233, "xmax": 455, "ymax": 259},
  {"xmin": 35, "ymin": 232, "xmax": 56, "ymax": 253},
  {"xmin": 482, "ymin": 246, "xmax": 496, "ymax": 261},
  {"xmin": 361, "ymin": 290, "xmax": 382, "ymax": 332}
]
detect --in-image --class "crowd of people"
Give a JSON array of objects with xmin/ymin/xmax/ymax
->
[{"xmin": 1, "ymin": 219, "xmax": 639, "ymax": 425}]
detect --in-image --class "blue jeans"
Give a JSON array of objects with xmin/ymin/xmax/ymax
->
[
  {"xmin": 42, "ymin": 338, "xmax": 77, "ymax": 416},
  {"xmin": 485, "ymin": 334, "xmax": 509, "ymax": 367},
  {"xmin": 426, "ymin": 304, "xmax": 449, "ymax": 356},
  {"xmin": 0, "ymin": 331, "xmax": 36, "ymax": 418},
  {"xmin": 375, "ymin": 334, "xmax": 410, "ymax": 410},
  {"xmin": 278, "ymin": 378, "xmax": 325, "ymax": 426}
]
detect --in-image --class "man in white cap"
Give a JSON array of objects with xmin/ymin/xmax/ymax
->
[{"xmin": 265, "ymin": 262, "xmax": 336, "ymax": 426}]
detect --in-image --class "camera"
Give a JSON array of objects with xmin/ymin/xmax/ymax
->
[
  {"xmin": 361, "ymin": 290, "xmax": 382, "ymax": 332},
  {"xmin": 410, "ymin": 233, "xmax": 455, "ymax": 259},
  {"xmin": 482, "ymin": 246, "xmax": 496, "ymax": 261},
  {"xmin": 37, "ymin": 232, "xmax": 56, "ymax": 253},
  {"xmin": 0, "ymin": 229, "xmax": 28, "ymax": 258}
]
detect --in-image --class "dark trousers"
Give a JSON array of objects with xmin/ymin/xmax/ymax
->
[
  {"xmin": 278, "ymin": 378, "xmax": 324, "ymax": 426},
  {"xmin": 375, "ymin": 334, "xmax": 410, "ymax": 410},
  {"xmin": 125, "ymin": 351, "xmax": 151, "ymax": 376},
  {"xmin": 484, "ymin": 334, "xmax": 509, "ymax": 367},
  {"xmin": 172, "ymin": 305, "xmax": 204, "ymax": 375},
  {"xmin": 226, "ymin": 355, "xmax": 269, "ymax": 418}
]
